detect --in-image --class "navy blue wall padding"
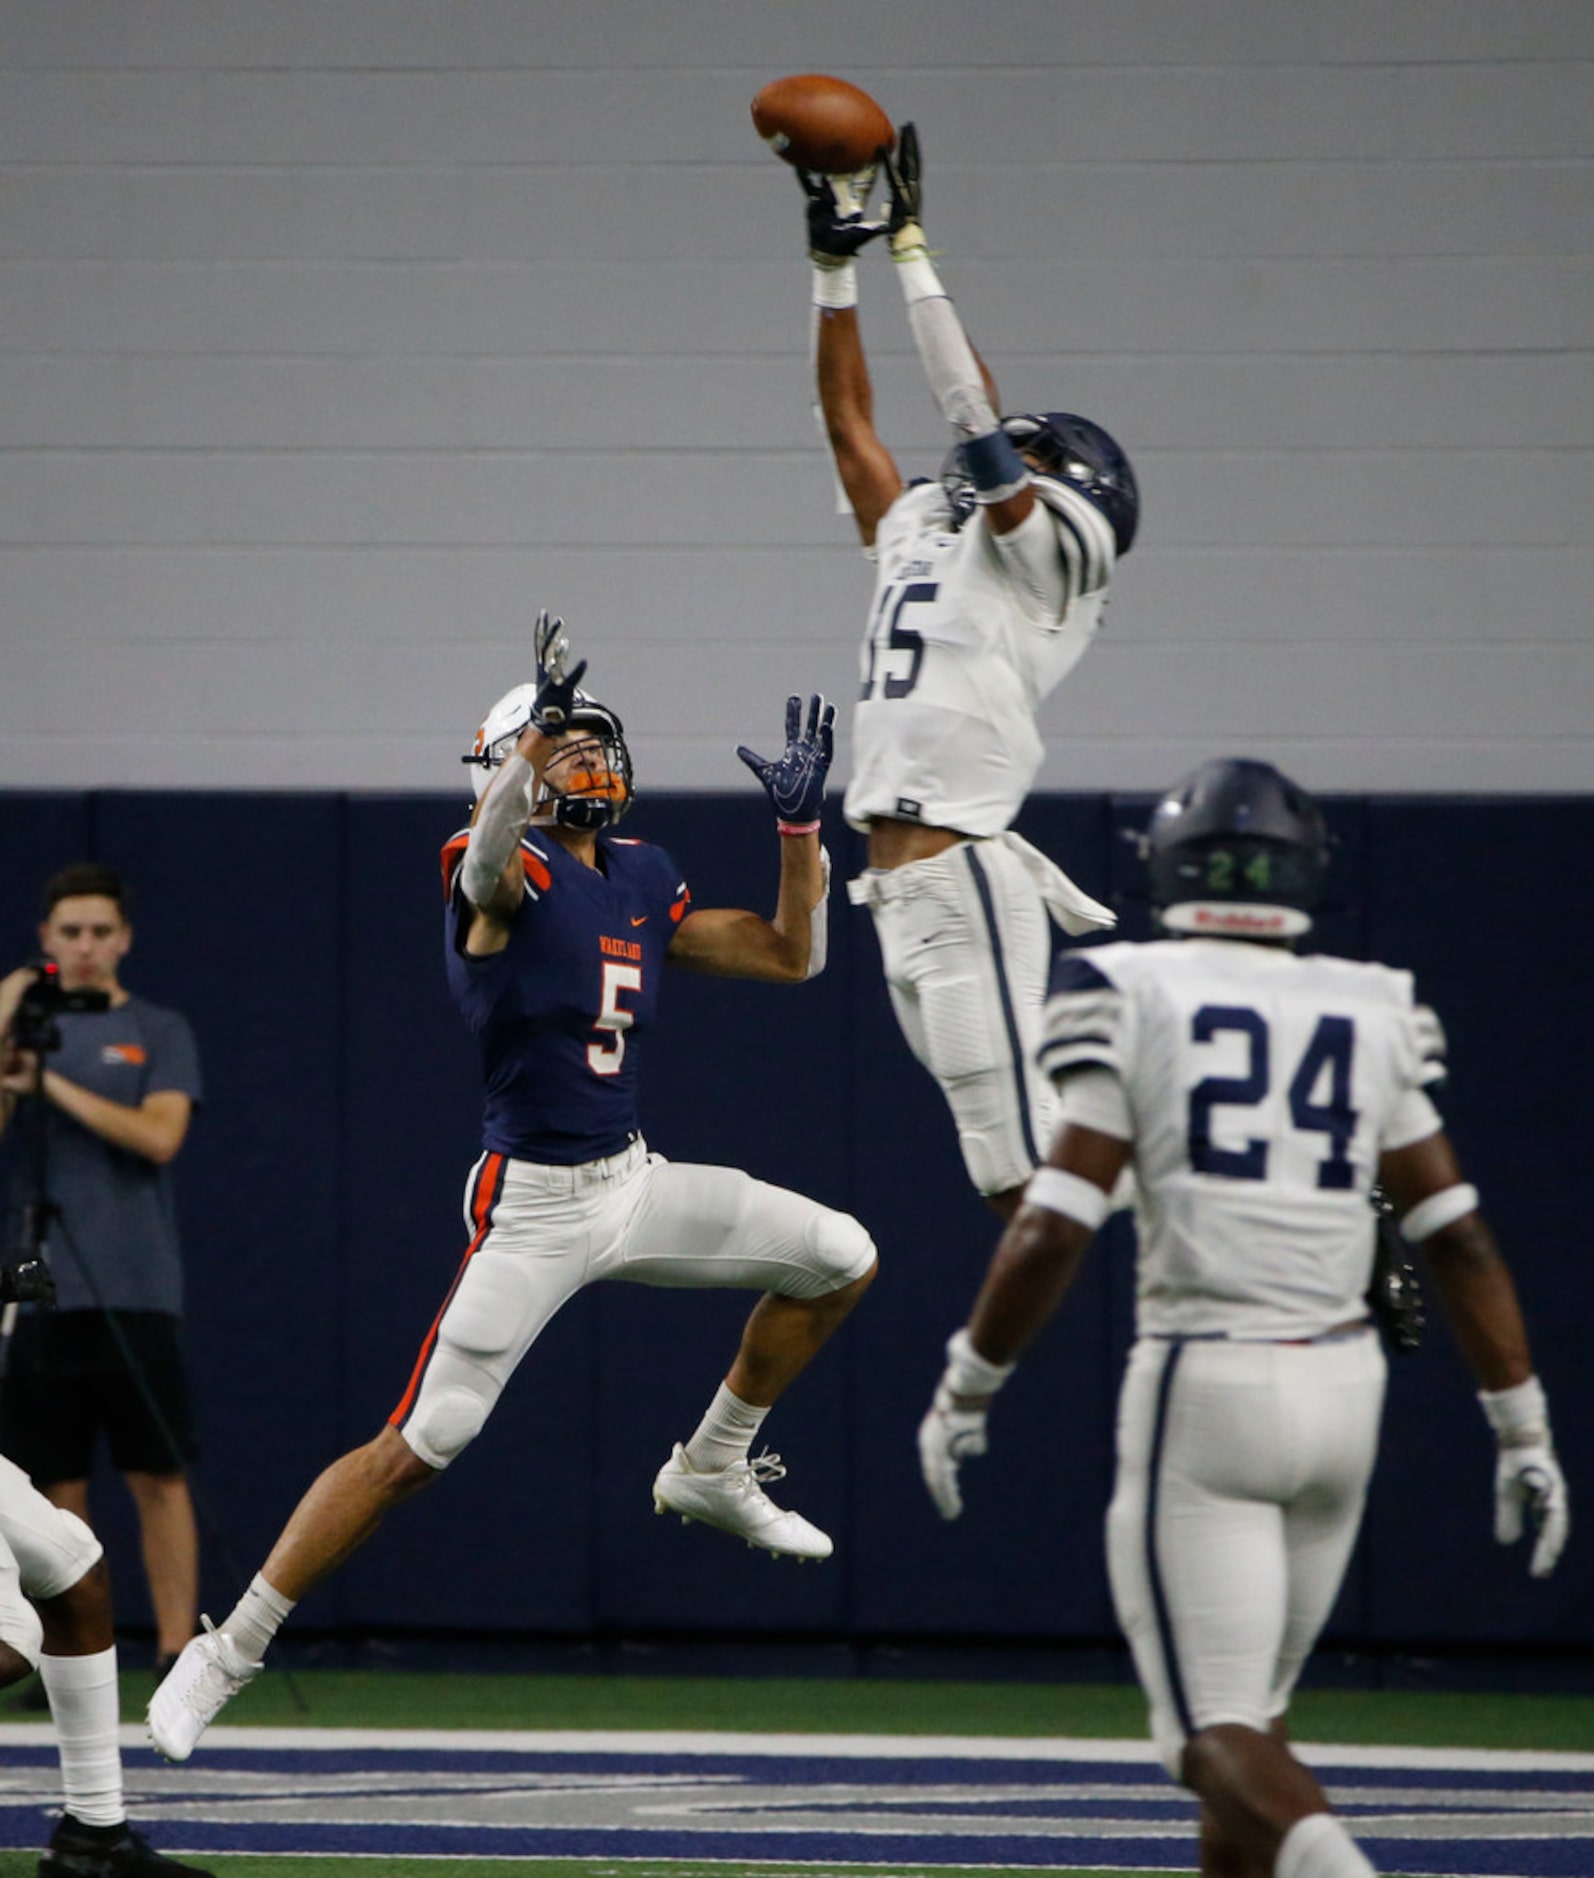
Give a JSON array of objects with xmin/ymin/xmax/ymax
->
[{"xmin": 0, "ymin": 789, "xmax": 1587, "ymax": 1653}]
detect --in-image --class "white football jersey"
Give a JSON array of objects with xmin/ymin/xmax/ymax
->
[
  {"xmin": 1039, "ymin": 938, "xmax": 1448, "ymax": 1339},
  {"xmin": 843, "ymin": 477, "xmax": 1116, "ymax": 837}
]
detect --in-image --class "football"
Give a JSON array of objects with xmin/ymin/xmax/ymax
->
[{"xmin": 750, "ymin": 73, "xmax": 894, "ymax": 175}]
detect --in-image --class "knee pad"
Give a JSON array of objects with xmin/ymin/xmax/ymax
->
[
  {"xmin": 0, "ymin": 1552, "xmax": 42, "ymax": 1672},
  {"xmin": 805, "ymin": 1209, "xmax": 878, "ymax": 1292},
  {"xmin": 402, "ymin": 1383, "xmax": 490, "ymax": 1470}
]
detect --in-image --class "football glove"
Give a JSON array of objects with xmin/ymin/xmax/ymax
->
[
  {"xmin": 917, "ymin": 1384, "xmax": 988, "ymax": 1521},
  {"xmin": 736, "ymin": 693, "xmax": 835, "ymax": 827},
  {"xmin": 1494, "ymin": 1443, "xmax": 1569, "ymax": 1578},
  {"xmin": 917, "ymin": 1327, "xmax": 1015, "ymax": 1520},
  {"xmin": 1366, "ymin": 1187, "xmax": 1426, "ymax": 1355},
  {"xmin": 529, "ymin": 608, "xmax": 587, "ymax": 733},
  {"xmin": 1480, "ymin": 1375, "xmax": 1569, "ymax": 1578},
  {"xmin": 799, "ymin": 170, "xmax": 886, "ymax": 268},
  {"xmin": 884, "ymin": 121, "xmax": 925, "ymax": 258}
]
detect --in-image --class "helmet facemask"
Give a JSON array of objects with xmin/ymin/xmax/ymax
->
[
  {"xmin": 462, "ymin": 685, "xmax": 634, "ymax": 829},
  {"xmin": 534, "ymin": 709, "xmax": 633, "ymax": 830}
]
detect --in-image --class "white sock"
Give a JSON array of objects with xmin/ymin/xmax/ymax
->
[
  {"xmin": 222, "ymin": 1573, "xmax": 296, "ymax": 1664},
  {"xmin": 1276, "ymin": 1810, "xmax": 1378, "ymax": 1877},
  {"xmin": 39, "ymin": 1647, "xmax": 122, "ymax": 1828},
  {"xmin": 683, "ymin": 1384, "xmax": 768, "ymax": 1472}
]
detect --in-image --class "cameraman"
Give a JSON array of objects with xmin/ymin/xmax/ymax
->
[{"xmin": 0, "ymin": 865, "xmax": 203, "ymax": 1683}]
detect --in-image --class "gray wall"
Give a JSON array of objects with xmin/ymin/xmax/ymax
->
[{"xmin": 2, "ymin": 2, "xmax": 1591, "ymax": 795}]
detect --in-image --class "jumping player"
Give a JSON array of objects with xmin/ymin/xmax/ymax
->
[
  {"xmin": 148, "ymin": 615, "xmax": 876, "ymax": 1763},
  {"xmin": 799, "ymin": 123, "xmax": 1139, "ymax": 1221},
  {"xmin": 918, "ymin": 757, "xmax": 1569, "ymax": 1878}
]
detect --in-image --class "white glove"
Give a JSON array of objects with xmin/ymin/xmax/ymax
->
[
  {"xmin": 917, "ymin": 1328, "xmax": 1015, "ymax": 1520},
  {"xmin": 917, "ymin": 1387, "xmax": 988, "ymax": 1521},
  {"xmin": 1494, "ymin": 1443, "xmax": 1569, "ymax": 1578},
  {"xmin": 1480, "ymin": 1376, "xmax": 1570, "ymax": 1578}
]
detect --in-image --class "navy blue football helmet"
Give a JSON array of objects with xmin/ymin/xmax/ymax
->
[
  {"xmin": 1145, "ymin": 757, "xmax": 1328, "ymax": 939},
  {"xmin": 1002, "ymin": 412, "xmax": 1139, "ymax": 555}
]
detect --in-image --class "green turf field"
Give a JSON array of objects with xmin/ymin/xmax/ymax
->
[{"xmin": 109, "ymin": 1664, "xmax": 1594, "ymax": 1752}]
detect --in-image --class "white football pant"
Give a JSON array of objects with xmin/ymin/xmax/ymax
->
[
  {"xmin": 853, "ymin": 837, "xmax": 1056, "ymax": 1197},
  {"xmin": 0, "ymin": 1451, "xmax": 103, "ymax": 1667},
  {"xmin": 1107, "ymin": 1331, "xmax": 1386, "ymax": 1778},
  {"xmin": 392, "ymin": 1138, "xmax": 876, "ymax": 1470}
]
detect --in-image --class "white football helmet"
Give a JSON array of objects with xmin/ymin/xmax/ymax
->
[
  {"xmin": 461, "ymin": 684, "xmax": 633, "ymax": 829},
  {"xmin": 461, "ymin": 683, "xmax": 540, "ymax": 801}
]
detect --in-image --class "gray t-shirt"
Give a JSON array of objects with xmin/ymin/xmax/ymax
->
[{"xmin": 4, "ymin": 995, "xmax": 202, "ymax": 1314}]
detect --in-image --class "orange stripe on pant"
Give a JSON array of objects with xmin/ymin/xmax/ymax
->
[{"xmin": 388, "ymin": 1152, "xmax": 506, "ymax": 1433}]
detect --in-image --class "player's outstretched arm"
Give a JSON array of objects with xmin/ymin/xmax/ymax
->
[
  {"xmin": 802, "ymin": 170, "xmax": 903, "ymax": 545},
  {"xmin": 920, "ymin": 1122, "xmax": 1130, "ymax": 1518},
  {"xmin": 669, "ymin": 694, "xmax": 834, "ymax": 984},
  {"xmin": 459, "ymin": 609, "xmax": 583, "ymax": 937},
  {"xmin": 1379, "ymin": 1130, "xmax": 1569, "ymax": 1577},
  {"xmin": 882, "ymin": 125, "xmax": 1036, "ymax": 539}
]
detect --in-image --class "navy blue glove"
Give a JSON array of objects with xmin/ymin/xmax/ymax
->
[
  {"xmin": 884, "ymin": 121, "xmax": 922, "ymax": 247},
  {"xmin": 737, "ymin": 694, "xmax": 835, "ymax": 828},
  {"xmin": 799, "ymin": 169, "xmax": 887, "ymax": 264},
  {"xmin": 529, "ymin": 608, "xmax": 587, "ymax": 732}
]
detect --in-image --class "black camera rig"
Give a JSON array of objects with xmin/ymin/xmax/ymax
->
[{"xmin": 2, "ymin": 960, "xmax": 109, "ymax": 1312}]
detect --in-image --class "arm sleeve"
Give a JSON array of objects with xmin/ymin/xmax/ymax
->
[
  {"xmin": 459, "ymin": 751, "xmax": 535, "ymax": 909},
  {"xmin": 904, "ymin": 291, "xmax": 1002, "ymax": 438}
]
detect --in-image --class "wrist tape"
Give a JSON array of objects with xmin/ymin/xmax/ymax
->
[
  {"xmin": 961, "ymin": 428, "xmax": 1031, "ymax": 504},
  {"xmin": 941, "ymin": 1326, "xmax": 1015, "ymax": 1401},
  {"xmin": 1480, "ymin": 1374, "xmax": 1551, "ymax": 1448},
  {"xmin": 1400, "ymin": 1182, "xmax": 1479, "ymax": 1242},
  {"xmin": 811, "ymin": 259, "xmax": 858, "ymax": 310},
  {"xmin": 1025, "ymin": 1165, "xmax": 1112, "ymax": 1230}
]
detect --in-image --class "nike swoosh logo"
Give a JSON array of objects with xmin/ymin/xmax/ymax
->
[{"xmin": 631, "ymin": 916, "xmax": 648, "ymax": 927}]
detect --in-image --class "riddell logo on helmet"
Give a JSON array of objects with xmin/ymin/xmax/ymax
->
[{"xmin": 1193, "ymin": 906, "xmax": 1289, "ymax": 934}]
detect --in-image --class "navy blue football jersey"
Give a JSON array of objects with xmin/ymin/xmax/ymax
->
[{"xmin": 442, "ymin": 828, "xmax": 691, "ymax": 1164}]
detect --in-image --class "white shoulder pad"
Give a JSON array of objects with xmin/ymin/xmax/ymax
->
[
  {"xmin": 1037, "ymin": 949, "xmax": 1125, "ymax": 1085},
  {"xmin": 1029, "ymin": 478, "xmax": 1117, "ymax": 599}
]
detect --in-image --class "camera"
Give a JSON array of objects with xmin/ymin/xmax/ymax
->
[
  {"xmin": 0, "ymin": 1258, "xmax": 55, "ymax": 1308},
  {"xmin": 10, "ymin": 960, "xmax": 110, "ymax": 1055}
]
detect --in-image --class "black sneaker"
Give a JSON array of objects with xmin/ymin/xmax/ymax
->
[{"xmin": 39, "ymin": 1814, "xmax": 214, "ymax": 1877}]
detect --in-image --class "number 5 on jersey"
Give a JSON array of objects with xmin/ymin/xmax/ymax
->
[{"xmin": 589, "ymin": 960, "xmax": 643, "ymax": 1075}]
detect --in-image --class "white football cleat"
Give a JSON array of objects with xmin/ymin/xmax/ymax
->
[
  {"xmin": 652, "ymin": 1445, "xmax": 833, "ymax": 1560},
  {"xmin": 147, "ymin": 1616, "xmax": 262, "ymax": 1763}
]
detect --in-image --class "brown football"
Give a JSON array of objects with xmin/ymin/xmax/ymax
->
[{"xmin": 750, "ymin": 73, "xmax": 894, "ymax": 174}]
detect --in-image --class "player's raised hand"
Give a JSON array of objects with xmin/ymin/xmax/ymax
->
[
  {"xmin": 884, "ymin": 121, "xmax": 925, "ymax": 257},
  {"xmin": 799, "ymin": 169, "xmax": 886, "ymax": 267},
  {"xmin": 529, "ymin": 608, "xmax": 587, "ymax": 732},
  {"xmin": 736, "ymin": 693, "xmax": 834, "ymax": 829},
  {"xmin": 1495, "ymin": 1442, "xmax": 1570, "ymax": 1578}
]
